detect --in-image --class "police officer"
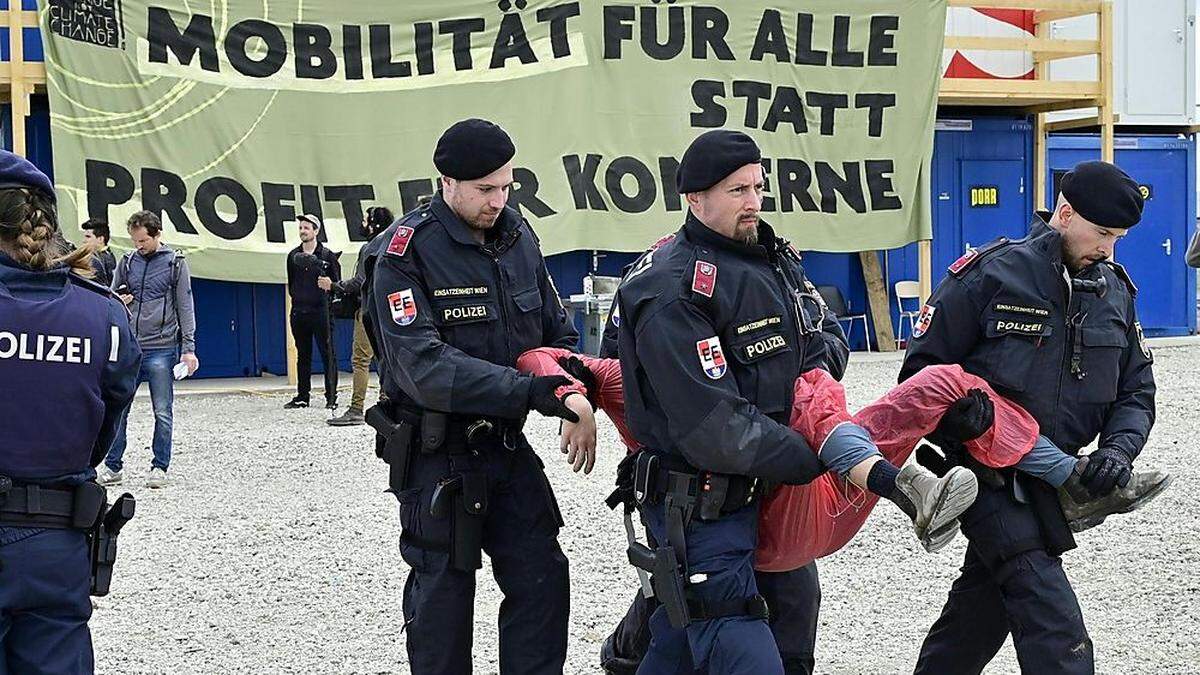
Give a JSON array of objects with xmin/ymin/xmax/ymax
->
[
  {"xmin": 365, "ymin": 119, "xmax": 592, "ymax": 674},
  {"xmin": 903, "ymin": 161, "xmax": 1158, "ymax": 673},
  {"xmin": 598, "ymin": 235, "xmax": 846, "ymax": 675},
  {"xmin": 0, "ymin": 151, "xmax": 141, "ymax": 673},
  {"xmin": 614, "ymin": 129, "xmax": 873, "ymax": 673}
]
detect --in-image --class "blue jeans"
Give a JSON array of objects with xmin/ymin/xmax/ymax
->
[
  {"xmin": 106, "ymin": 347, "xmax": 177, "ymax": 473},
  {"xmin": 1015, "ymin": 435, "xmax": 1079, "ymax": 487}
]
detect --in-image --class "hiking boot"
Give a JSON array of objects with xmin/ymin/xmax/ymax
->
[
  {"xmin": 283, "ymin": 396, "xmax": 309, "ymax": 409},
  {"xmin": 896, "ymin": 463, "xmax": 979, "ymax": 553},
  {"xmin": 1060, "ymin": 457, "xmax": 1172, "ymax": 533},
  {"xmin": 97, "ymin": 465, "xmax": 123, "ymax": 485},
  {"xmin": 327, "ymin": 408, "xmax": 365, "ymax": 426}
]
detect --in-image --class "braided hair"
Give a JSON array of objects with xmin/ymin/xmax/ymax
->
[{"xmin": 0, "ymin": 188, "xmax": 92, "ymax": 276}]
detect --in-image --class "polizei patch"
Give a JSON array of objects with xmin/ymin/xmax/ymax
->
[
  {"xmin": 388, "ymin": 289, "xmax": 417, "ymax": 326},
  {"xmin": 739, "ymin": 334, "xmax": 788, "ymax": 362},
  {"xmin": 1135, "ymin": 321, "xmax": 1152, "ymax": 360},
  {"xmin": 696, "ymin": 336, "xmax": 727, "ymax": 379},
  {"xmin": 993, "ymin": 319, "xmax": 1046, "ymax": 336},
  {"xmin": 441, "ymin": 304, "xmax": 492, "ymax": 324}
]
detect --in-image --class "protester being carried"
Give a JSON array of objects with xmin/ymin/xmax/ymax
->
[{"xmin": 518, "ymin": 348, "xmax": 1171, "ymax": 567}]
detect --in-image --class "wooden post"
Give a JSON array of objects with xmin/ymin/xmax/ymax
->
[
  {"xmin": 1033, "ymin": 16, "xmax": 1050, "ymax": 210},
  {"xmin": 917, "ymin": 240, "xmax": 933, "ymax": 302},
  {"xmin": 8, "ymin": 2, "xmax": 27, "ymax": 157},
  {"xmin": 1098, "ymin": 0, "xmax": 1115, "ymax": 162},
  {"xmin": 285, "ymin": 293, "xmax": 298, "ymax": 385},
  {"xmin": 859, "ymin": 251, "xmax": 896, "ymax": 352}
]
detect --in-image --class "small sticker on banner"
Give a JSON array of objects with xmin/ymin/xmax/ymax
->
[
  {"xmin": 912, "ymin": 304, "xmax": 936, "ymax": 339},
  {"xmin": 692, "ymin": 261, "xmax": 717, "ymax": 297},
  {"xmin": 696, "ymin": 336, "xmax": 727, "ymax": 379},
  {"xmin": 388, "ymin": 289, "xmax": 418, "ymax": 326}
]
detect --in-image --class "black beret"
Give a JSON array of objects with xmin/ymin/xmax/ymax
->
[
  {"xmin": 677, "ymin": 130, "xmax": 762, "ymax": 194},
  {"xmin": 0, "ymin": 150, "xmax": 54, "ymax": 202},
  {"xmin": 1060, "ymin": 160, "xmax": 1143, "ymax": 229},
  {"xmin": 433, "ymin": 118, "xmax": 516, "ymax": 181}
]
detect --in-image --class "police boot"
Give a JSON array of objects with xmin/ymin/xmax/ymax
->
[
  {"xmin": 1059, "ymin": 457, "xmax": 1173, "ymax": 533},
  {"xmin": 895, "ymin": 464, "xmax": 979, "ymax": 553}
]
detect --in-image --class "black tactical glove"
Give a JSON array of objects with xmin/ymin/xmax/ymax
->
[
  {"xmin": 557, "ymin": 355, "xmax": 599, "ymax": 410},
  {"xmin": 527, "ymin": 375, "xmax": 580, "ymax": 423},
  {"xmin": 932, "ymin": 389, "xmax": 995, "ymax": 445},
  {"xmin": 915, "ymin": 441, "xmax": 954, "ymax": 478},
  {"xmin": 1078, "ymin": 446, "xmax": 1133, "ymax": 497}
]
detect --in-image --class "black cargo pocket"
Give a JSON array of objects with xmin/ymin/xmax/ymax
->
[
  {"xmin": 396, "ymin": 487, "xmax": 431, "ymax": 571},
  {"xmin": 529, "ymin": 451, "xmax": 565, "ymax": 530},
  {"xmin": 512, "ymin": 286, "xmax": 544, "ymax": 313},
  {"xmin": 1079, "ymin": 324, "xmax": 1127, "ymax": 403},
  {"xmin": 982, "ymin": 315, "xmax": 1051, "ymax": 392},
  {"xmin": 729, "ymin": 333, "xmax": 792, "ymax": 415}
]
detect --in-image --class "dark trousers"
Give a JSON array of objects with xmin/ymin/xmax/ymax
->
[
  {"xmin": 915, "ymin": 483, "xmax": 1093, "ymax": 674},
  {"xmin": 0, "ymin": 529, "xmax": 93, "ymax": 674},
  {"xmin": 637, "ymin": 502, "xmax": 782, "ymax": 674},
  {"xmin": 290, "ymin": 308, "xmax": 338, "ymax": 403},
  {"xmin": 396, "ymin": 437, "xmax": 570, "ymax": 674},
  {"xmin": 603, "ymin": 564, "xmax": 821, "ymax": 675}
]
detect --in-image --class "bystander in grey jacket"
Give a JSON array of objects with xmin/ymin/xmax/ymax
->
[{"xmin": 112, "ymin": 244, "xmax": 197, "ymax": 353}]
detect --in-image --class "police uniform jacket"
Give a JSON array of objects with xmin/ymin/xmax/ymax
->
[
  {"xmin": 617, "ymin": 214, "xmax": 844, "ymax": 484},
  {"xmin": 0, "ymin": 253, "xmax": 141, "ymax": 484},
  {"xmin": 599, "ymin": 233, "xmax": 851, "ymax": 384},
  {"xmin": 901, "ymin": 214, "xmax": 1154, "ymax": 459},
  {"xmin": 367, "ymin": 193, "xmax": 577, "ymax": 419},
  {"xmin": 900, "ymin": 215, "xmax": 1156, "ymax": 552}
]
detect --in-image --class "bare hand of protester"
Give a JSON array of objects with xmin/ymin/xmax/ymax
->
[
  {"xmin": 119, "ymin": 294, "xmax": 133, "ymax": 305},
  {"xmin": 181, "ymin": 353, "xmax": 200, "ymax": 376},
  {"xmin": 560, "ymin": 393, "xmax": 597, "ymax": 475},
  {"xmin": 317, "ymin": 276, "xmax": 332, "ymax": 291}
]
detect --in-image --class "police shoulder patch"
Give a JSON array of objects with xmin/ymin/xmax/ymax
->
[
  {"xmin": 1135, "ymin": 321, "xmax": 1152, "ymax": 360},
  {"xmin": 696, "ymin": 335, "xmax": 727, "ymax": 379},
  {"xmin": 386, "ymin": 226, "xmax": 416, "ymax": 257},
  {"xmin": 948, "ymin": 238, "xmax": 1012, "ymax": 278},
  {"xmin": 692, "ymin": 260, "xmax": 717, "ymax": 298},
  {"xmin": 912, "ymin": 304, "xmax": 936, "ymax": 339},
  {"xmin": 387, "ymin": 288, "xmax": 418, "ymax": 326}
]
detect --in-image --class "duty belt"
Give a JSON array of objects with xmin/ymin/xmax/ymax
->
[
  {"xmin": 609, "ymin": 450, "xmax": 767, "ymax": 628},
  {"xmin": 0, "ymin": 477, "xmax": 106, "ymax": 529}
]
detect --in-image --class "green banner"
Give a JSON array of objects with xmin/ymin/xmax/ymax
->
[{"xmin": 41, "ymin": 0, "xmax": 946, "ymax": 283}]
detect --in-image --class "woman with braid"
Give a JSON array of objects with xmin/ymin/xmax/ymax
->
[{"xmin": 0, "ymin": 150, "xmax": 141, "ymax": 673}]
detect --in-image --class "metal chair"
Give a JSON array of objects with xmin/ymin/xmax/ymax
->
[
  {"xmin": 816, "ymin": 285, "xmax": 872, "ymax": 351},
  {"xmin": 894, "ymin": 280, "xmax": 921, "ymax": 348}
]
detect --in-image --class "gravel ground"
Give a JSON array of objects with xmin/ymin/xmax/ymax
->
[{"xmin": 92, "ymin": 346, "xmax": 1200, "ymax": 674}]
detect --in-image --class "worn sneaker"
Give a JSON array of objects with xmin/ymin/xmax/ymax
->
[
  {"xmin": 283, "ymin": 397, "xmax": 309, "ymax": 409},
  {"xmin": 896, "ymin": 463, "xmax": 979, "ymax": 553},
  {"xmin": 1060, "ymin": 458, "xmax": 1173, "ymax": 533},
  {"xmin": 97, "ymin": 466, "xmax": 123, "ymax": 485},
  {"xmin": 146, "ymin": 467, "xmax": 168, "ymax": 489},
  {"xmin": 327, "ymin": 408, "xmax": 365, "ymax": 426}
]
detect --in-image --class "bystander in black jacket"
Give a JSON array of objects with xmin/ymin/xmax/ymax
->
[{"xmin": 286, "ymin": 241, "xmax": 340, "ymax": 311}]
